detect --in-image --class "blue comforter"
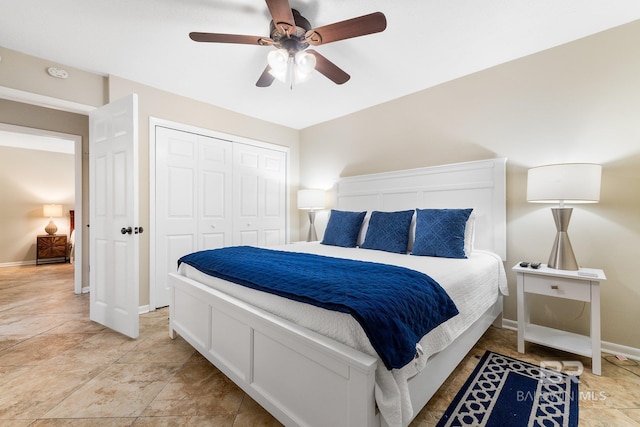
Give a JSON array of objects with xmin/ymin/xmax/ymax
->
[{"xmin": 178, "ymin": 246, "xmax": 459, "ymax": 370}]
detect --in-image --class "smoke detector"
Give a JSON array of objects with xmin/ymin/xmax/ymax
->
[{"xmin": 47, "ymin": 67, "xmax": 69, "ymax": 79}]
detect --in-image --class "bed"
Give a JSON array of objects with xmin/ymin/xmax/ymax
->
[{"xmin": 169, "ymin": 158, "xmax": 507, "ymax": 427}]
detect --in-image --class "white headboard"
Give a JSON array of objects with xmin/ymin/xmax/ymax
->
[{"xmin": 335, "ymin": 158, "xmax": 507, "ymax": 260}]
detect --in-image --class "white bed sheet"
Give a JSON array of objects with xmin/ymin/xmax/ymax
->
[{"xmin": 177, "ymin": 242, "xmax": 507, "ymax": 426}]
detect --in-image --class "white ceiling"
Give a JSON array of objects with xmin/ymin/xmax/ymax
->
[{"xmin": 2, "ymin": 1, "xmax": 640, "ymax": 129}]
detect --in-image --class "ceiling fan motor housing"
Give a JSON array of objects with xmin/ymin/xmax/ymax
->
[{"xmin": 269, "ymin": 9, "xmax": 312, "ymax": 54}]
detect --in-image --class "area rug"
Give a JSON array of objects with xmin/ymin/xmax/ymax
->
[{"xmin": 437, "ymin": 351, "xmax": 579, "ymax": 427}]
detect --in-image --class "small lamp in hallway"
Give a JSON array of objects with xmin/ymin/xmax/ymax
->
[{"xmin": 43, "ymin": 204, "xmax": 63, "ymax": 235}]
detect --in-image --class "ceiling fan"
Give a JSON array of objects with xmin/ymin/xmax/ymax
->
[{"xmin": 189, "ymin": 0, "xmax": 387, "ymax": 87}]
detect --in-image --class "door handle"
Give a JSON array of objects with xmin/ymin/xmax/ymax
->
[
  {"xmin": 135, "ymin": 227, "xmax": 144, "ymax": 234},
  {"xmin": 121, "ymin": 227, "xmax": 132, "ymax": 235}
]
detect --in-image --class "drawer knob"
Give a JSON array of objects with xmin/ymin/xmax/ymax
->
[{"xmin": 551, "ymin": 285, "xmax": 559, "ymax": 290}]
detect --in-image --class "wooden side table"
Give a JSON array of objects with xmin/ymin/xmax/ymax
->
[
  {"xmin": 37, "ymin": 234, "xmax": 68, "ymax": 265},
  {"xmin": 513, "ymin": 263, "xmax": 606, "ymax": 375}
]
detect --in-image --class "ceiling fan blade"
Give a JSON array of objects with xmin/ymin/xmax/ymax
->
[
  {"xmin": 305, "ymin": 12, "xmax": 387, "ymax": 46},
  {"xmin": 307, "ymin": 50, "xmax": 350, "ymax": 85},
  {"xmin": 256, "ymin": 66, "xmax": 275, "ymax": 87},
  {"xmin": 265, "ymin": 0, "xmax": 295, "ymax": 28},
  {"xmin": 190, "ymin": 32, "xmax": 273, "ymax": 46}
]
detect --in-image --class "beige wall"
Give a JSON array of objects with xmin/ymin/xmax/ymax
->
[
  {"xmin": 0, "ymin": 145, "xmax": 74, "ymax": 262},
  {"xmin": 0, "ymin": 46, "xmax": 106, "ymax": 107},
  {"xmin": 299, "ymin": 21, "xmax": 640, "ymax": 349}
]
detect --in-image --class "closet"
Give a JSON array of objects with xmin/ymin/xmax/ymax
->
[{"xmin": 153, "ymin": 125, "xmax": 287, "ymax": 308}]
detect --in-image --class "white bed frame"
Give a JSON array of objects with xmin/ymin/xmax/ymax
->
[{"xmin": 169, "ymin": 158, "xmax": 507, "ymax": 427}]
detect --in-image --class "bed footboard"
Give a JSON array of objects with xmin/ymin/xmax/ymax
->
[{"xmin": 168, "ymin": 272, "xmax": 379, "ymax": 427}]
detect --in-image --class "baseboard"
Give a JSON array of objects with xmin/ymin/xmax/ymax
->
[
  {"xmin": 138, "ymin": 305, "xmax": 150, "ymax": 314},
  {"xmin": 0, "ymin": 260, "xmax": 36, "ymax": 268},
  {"xmin": 600, "ymin": 340, "xmax": 640, "ymax": 361},
  {"xmin": 501, "ymin": 318, "xmax": 517, "ymax": 331},
  {"xmin": 500, "ymin": 318, "xmax": 640, "ymax": 361}
]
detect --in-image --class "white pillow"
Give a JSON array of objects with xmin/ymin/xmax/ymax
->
[
  {"xmin": 464, "ymin": 212, "xmax": 476, "ymax": 256},
  {"xmin": 356, "ymin": 211, "xmax": 372, "ymax": 246}
]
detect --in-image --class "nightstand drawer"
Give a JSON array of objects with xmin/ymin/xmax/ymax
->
[{"xmin": 523, "ymin": 275, "xmax": 591, "ymax": 301}]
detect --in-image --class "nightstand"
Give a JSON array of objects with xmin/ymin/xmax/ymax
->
[
  {"xmin": 513, "ymin": 263, "xmax": 606, "ymax": 375},
  {"xmin": 36, "ymin": 234, "xmax": 68, "ymax": 265}
]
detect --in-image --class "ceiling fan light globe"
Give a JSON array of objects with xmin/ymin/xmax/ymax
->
[
  {"xmin": 295, "ymin": 51, "xmax": 316, "ymax": 74},
  {"xmin": 267, "ymin": 49, "xmax": 289, "ymax": 72},
  {"xmin": 268, "ymin": 68, "xmax": 288, "ymax": 83},
  {"xmin": 294, "ymin": 69, "xmax": 313, "ymax": 84}
]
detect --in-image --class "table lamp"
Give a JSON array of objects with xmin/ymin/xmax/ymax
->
[
  {"xmin": 297, "ymin": 189, "xmax": 325, "ymax": 242},
  {"xmin": 43, "ymin": 204, "xmax": 63, "ymax": 235},
  {"xmin": 527, "ymin": 163, "xmax": 601, "ymax": 270}
]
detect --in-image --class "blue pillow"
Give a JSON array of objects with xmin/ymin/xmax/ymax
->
[
  {"xmin": 360, "ymin": 210, "xmax": 414, "ymax": 254},
  {"xmin": 412, "ymin": 208, "xmax": 473, "ymax": 258},
  {"xmin": 321, "ymin": 210, "xmax": 366, "ymax": 248}
]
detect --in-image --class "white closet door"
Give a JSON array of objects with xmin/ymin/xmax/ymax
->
[
  {"xmin": 154, "ymin": 125, "xmax": 286, "ymax": 308},
  {"xmin": 233, "ymin": 143, "xmax": 286, "ymax": 247},
  {"xmin": 198, "ymin": 135, "xmax": 233, "ymax": 249},
  {"xmin": 155, "ymin": 127, "xmax": 198, "ymax": 308},
  {"xmin": 155, "ymin": 127, "xmax": 233, "ymax": 308}
]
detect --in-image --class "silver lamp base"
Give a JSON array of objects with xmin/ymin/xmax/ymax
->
[
  {"xmin": 306, "ymin": 211, "xmax": 318, "ymax": 242},
  {"xmin": 547, "ymin": 207, "xmax": 578, "ymax": 270}
]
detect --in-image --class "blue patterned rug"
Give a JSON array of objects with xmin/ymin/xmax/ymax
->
[{"xmin": 437, "ymin": 351, "xmax": 579, "ymax": 427}]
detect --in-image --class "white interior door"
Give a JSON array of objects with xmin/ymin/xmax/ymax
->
[
  {"xmin": 89, "ymin": 94, "xmax": 139, "ymax": 338},
  {"xmin": 154, "ymin": 126, "xmax": 232, "ymax": 308}
]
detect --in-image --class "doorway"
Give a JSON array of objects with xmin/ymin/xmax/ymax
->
[{"xmin": 0, "ymin": 123, "xmax": 84, "ymax": 293}]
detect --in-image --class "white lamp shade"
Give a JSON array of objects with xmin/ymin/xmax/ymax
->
[
  {"xmin": 527, "ymin": 163, "xmax": 601, "ymax": 203},
  {"xmin": 295, "ymin": 51, "xmax": 316, "ymax": 74},
  {"xmin": 267, "ymin": 49, "xmax": 289, "ymax": 83},
  {"xmin": 267, "ymin": 49, "xmax": 289, "ymax": 71},
  {"xmin": 43, "ymin": 204, "xmax": 63, "ymax": 217},
  {"xmin": 297, "ymin": 189, "xmax": 325, "ymax": 210}
]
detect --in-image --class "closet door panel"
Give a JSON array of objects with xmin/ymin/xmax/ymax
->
[
  {"xmin": 261, "ymin": 150, "xmax": 287, "ymax": 245},
  {"xmin": 238, "ymin": 230, "xmax": 259, "ymax": 246},
  {"xmin": 156, "ymin": 127, "xmax": 199, "ymax": 307},
  {"xmin": 233, "ymin": 143, "xmax": 261, "ymax": 245},
  {"xmin": 264, "ymin": 177, "xmax": 282, "ymax": 217},
  {"xmin": 167, "ymin": 234, "xmax": 195, "ymax": 271},
  {"xmin": 199, "ymin": 136, "xmax": 232, "ymax": 250},
  {"xmin": 263, "ymin": 229, "xmax": 282, "ymax": 246},
  {"xmin": 239, "ymin": 174, "xmax": 259, "ymax": 218}
]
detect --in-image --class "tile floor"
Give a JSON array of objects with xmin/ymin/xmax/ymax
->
[{"xmin": 1, "ymin": 263, "xmax": 639, "ymax": 426}]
